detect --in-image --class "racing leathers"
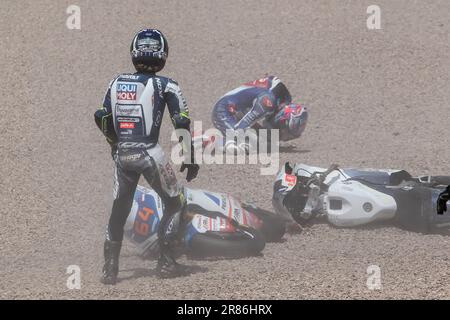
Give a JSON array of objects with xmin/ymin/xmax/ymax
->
[
  {"xmin": 212, "ymin": 76, "xmax": 289, "ymax": 148},
  {"xmin": 95, "ymin": 72, "xmax": 197, "ymax": 276}
]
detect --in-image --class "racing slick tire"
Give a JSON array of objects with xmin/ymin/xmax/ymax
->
[{"xmin": 188, "ymin": 228, "xmax": 265, "ymax": 258}]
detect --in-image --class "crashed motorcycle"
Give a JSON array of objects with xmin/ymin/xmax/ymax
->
[
  {"xmin": 124, "ymin": 185, "xmax": 285, "ymax": 259},
  {"xmin": 273, "ymin": 162, "xmax": 450, "ymax": 232}
]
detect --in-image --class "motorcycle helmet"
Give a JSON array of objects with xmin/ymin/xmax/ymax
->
[
  {"xmin": 273, "ymin": 103, "xmax": 308, "ymax": 139},
  {"xmin": 130, "ymin": 29, "xmax": 169, "ymax": 73}
]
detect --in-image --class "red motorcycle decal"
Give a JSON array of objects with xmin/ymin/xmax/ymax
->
[{"xmin": 284, "ymin": 174, "xmax": 297, "ymax": 187}]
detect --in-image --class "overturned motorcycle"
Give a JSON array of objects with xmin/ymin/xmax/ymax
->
[
  {"xmin": 124, "ymin": 186, "xmax": 286, "ymax": 259},
  {"xmin": 273, "ymin": 162, "xmax": 450, "ymax": 233}
]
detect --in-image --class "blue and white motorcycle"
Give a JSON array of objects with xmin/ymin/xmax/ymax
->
[{"xmin": 124, "ymin": 186, "xmax": 285, "ymax": 259}]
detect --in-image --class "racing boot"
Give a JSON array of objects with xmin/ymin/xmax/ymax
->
[
  {"xmin": 156, "ymin": 195, "xmax": 191, "ymax": 278},
  {"xmin": 100, "ymin": 240, "xmax": 121, "ymax": 285},
  {"xmin": 156, "ymin": 220, "xmax": 190, "ymax": 279},
  {"xmin": 156, "ymin": 247, "xmax": 191, "ymax": 279}
]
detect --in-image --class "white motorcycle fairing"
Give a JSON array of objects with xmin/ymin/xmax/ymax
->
[
  {"xmin": 324, "ymin": 180, "xmax": 397, "ymax": 227},
  {"xmin": 291, "ymin": 164, "xmax": 400, "ymax": 227},
  {"xmin": 279, "ymin": 163, "xmax": 450, "ymax": 231}
]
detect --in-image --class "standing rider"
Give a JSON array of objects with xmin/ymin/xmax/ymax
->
[
  {"xmin": 94, "ymin": 29, "xmax": 199, "ymax": 284},
  {"xmin": 211, "ymin": 76, "xmax": 308, "ymax": 151}
]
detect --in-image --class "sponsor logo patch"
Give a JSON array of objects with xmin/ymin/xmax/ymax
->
[
  {"xmin": 118, "ymin": 142, "xmax": 154, "ymax": 149},
  {"xmin": 117, "ymin": 117, "xmax": 140, "ymax": 123},
  {"xmin": 155, "ymin": 78, "xmax": 164, "ymax": 98},
  {"xmin": 117, "ymin": 83, "xmax": 137, "ymax": 100},
  {"xmin": 119, "ymin": 153, "xmax": 142, "ymax": 161},
  {"xmin": 116, "ymin": 104, "xmax": 142, "ymax": 117},
  {"xmin": 120, "ymin": 74, "xmax": 139, "ymax": 80},
  {"xmin": 120, "ymin": 122, "xmax": 135, "ymax": 129}
]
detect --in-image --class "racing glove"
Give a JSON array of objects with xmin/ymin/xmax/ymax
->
[
  {"xmin": 171, "ymin": 112, "xmax": 200, "ymax": 182},
  {"xmin": 95, "ymin": 108, "xmax": 118, "ymax": 158},
  {"xmin": 181, "ymin": 137, "xmax": 199, "ymax": 182},
  {"xmin": 180, "ymin": 162, "xmax": 199, "ymax": 182},
  {"xmin": 94, "ymin": 108, "xmax": 117, "ymax": 143},
  {"xmin": 437, "ymin": 185, "xmax": 450, "ymax": 214}
]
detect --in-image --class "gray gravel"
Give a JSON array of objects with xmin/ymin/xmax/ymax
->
[{"xmin": 1, "ymin": 0, "xmax": 449, "ymax": 299}]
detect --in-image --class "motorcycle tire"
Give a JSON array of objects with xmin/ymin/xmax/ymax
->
[{"xmin": 188, "ymin": 227, "xmax": 265, "ymax": 258}]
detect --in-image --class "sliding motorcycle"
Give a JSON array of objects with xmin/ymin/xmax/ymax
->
[
  {"xmin": 124, "ymin": 185, "xmax": 285, "ymax": 259},
  {"xmin": 273, "ymin": 162, "xmax": 450, "ymax": 232}
]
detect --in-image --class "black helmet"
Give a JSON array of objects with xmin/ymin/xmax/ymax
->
[{"xmin": 130, "ymin": 29, "xmax": 169, "ymax": 73}]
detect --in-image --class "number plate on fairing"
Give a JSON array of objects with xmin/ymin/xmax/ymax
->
[{"xmin": 124, "ymin": 186, "xmax": 163, "ymax": 243}]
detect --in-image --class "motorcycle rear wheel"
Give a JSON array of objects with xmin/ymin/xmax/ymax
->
[{"xmin": 188, "ymin": 228, "xmax": 265, "ymax": 258}]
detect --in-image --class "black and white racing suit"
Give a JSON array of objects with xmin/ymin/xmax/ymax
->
[{"xmin": 95, "ymin": 72, "xmax": 192, "ymax": 253}]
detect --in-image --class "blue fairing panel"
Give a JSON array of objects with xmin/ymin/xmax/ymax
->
[{"xmin": 204, "ymin": 192, "xmax": 221, "ymax": 206}]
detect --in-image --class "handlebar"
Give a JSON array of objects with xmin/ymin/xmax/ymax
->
[{"xmin": 307, "ymin": 163, "xmax": 340, "ymax": 186}]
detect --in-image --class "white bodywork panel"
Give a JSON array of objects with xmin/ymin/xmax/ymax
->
[
  {"xmin": 324, "ymin": 180, "xmax": 397, "ymax": 227},
  {"xmin": 292, "ymin": 163, "xmax": 398, "ymax": 227}
]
